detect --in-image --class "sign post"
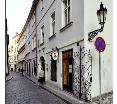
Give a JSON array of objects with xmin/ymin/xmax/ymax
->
[{"xmin": 95, "ymin": 37, "xmax": 106, "ymax": 104}]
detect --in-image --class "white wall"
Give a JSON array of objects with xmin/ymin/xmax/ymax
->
[
  {"xmin": 84, "ymin": 0, "xmax": 112, "ymax": 98},
  {"xmin": 36, "ymin": 0, "xmax": 84, "ymax": 89}
]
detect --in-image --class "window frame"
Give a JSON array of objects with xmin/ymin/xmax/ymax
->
[
  {"xmin": 41, "ymin": 0, "xmax": 44, "ymax": 11},
  {"xmin": 62, "ymin": 0, "xmax": 71, "ymax": 26},
  {"xmin": 50, "ymin": 11, "xmax": 56, "ymax": 36},
  {"xmin": 40, "ymin": 25, "xmax": 44, "ymax": 45}
]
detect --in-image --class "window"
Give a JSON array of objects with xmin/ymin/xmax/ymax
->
[
  {"xmin": 31, "ymin": 37, "xmax": 36, "ymax": 50},
  {"xmin": 51, "ymin": 57, "xmax": 57, "ymax": 82},
  {"xmin": 40, "ymin": 26, "xmax": 44, "ymax": 45},
  {"xmin": 38, "ymin": 40, "xmax": 39, "ymax": 48},
  {"xmin": 14, "ymin": 56, "xmax": 16, "ymax": 60},
  {"xmin": 62, "ymin": 0, "xmax": 70, "ymax": 26},
  {"xmin": 34, "ymin": 37, "xmax": 36, "ymax": 48},
  {"xmin": 50, "ymin": 12, "xmax": 55, "ymax": 36},
  {"xmin": 41, "ymin": 0, "xmax": 44, "ymax": 10},
  {"xmin": 32, "ymin": 38, "xmax": 34, "ymax": 50},
  {"xmin": 11, "ymin": 46, "xmax": 13, "ymax": 52}
]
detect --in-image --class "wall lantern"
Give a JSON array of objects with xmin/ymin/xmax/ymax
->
[
  {"xmin": 88, "ymin": 2, "xmax": 107, "ymax": 41},
  {"xmin": 97, "ymin": 2, "xmax": 107, "ymax": 28}
]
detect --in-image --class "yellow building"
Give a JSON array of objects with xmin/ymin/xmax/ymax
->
[{"xmin": 17, "ymin": 31, "xmax": 26, "ymax": 72}]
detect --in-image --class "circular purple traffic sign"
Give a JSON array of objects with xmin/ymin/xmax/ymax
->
[{"xmin": 95, "ymin": 37, "xmax": 106, "ymax": 52}]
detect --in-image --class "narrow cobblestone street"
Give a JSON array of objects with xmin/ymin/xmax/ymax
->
[{"xmin": 5, "ymin": 72, "xmax": 70, "ymax": 104}]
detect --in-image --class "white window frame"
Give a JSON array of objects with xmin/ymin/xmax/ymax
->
[
  {"xmin": 34, "ymin": 36, "xmax": 36, "ymax": 48},
  {"xmin": 41, "ymin": 0, "xmax": 44, "ymax": 10},
  {"xmin": 62, "ymin": 0, "xmax": 70, "ymax": 26},
  {"xmin": 32, "ymin": 37, "xmax": 34, "ymax": 50},
  {"xmin": 40, "ymin": 25, "xmax": 44, "ymax": 44},
  {"xmin": 50, "ymin": 11, "xmax": 55, "ymax": 36}
]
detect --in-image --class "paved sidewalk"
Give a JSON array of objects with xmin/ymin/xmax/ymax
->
[{"xmin": 23, "ymin": 72, "xmax": 89, "ymax": 104}]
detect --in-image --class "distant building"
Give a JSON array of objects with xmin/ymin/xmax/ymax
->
[
  {"xmin": 8, "ymin": 33, "xmax": 19, "ymax": 71},
  {"xmin": 20, "ymin": 1, "xmax": 38, "ymax": 78},
  {"xmin": 17, "ymin": 31, "xmax": 25, "ymax": 72}
]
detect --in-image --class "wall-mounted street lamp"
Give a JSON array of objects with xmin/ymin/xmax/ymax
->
[{"xmin": 88, "ymin": 2, "xmax": 107, "ymax": 41}]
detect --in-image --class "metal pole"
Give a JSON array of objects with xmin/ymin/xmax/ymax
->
[{"xmin": 99, "ymin": 52, "xmax": 102, "ymax": 104}]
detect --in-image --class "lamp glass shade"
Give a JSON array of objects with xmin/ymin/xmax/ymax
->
[{"xmin": 97, "ymin": 2, "xmax": 107, "ymax": 27}]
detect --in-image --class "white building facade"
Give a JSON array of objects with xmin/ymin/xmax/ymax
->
[
  {"xmin": 84, "ymin": 0, "xmax": 112, "ymax": 101},
  {"xmin": 17, "ymin": 0, "xmax": 112, "ymax": 103},
  {"xmin": 35, "ymin": 0, "xmax": 112, "ymax": 102},
  {"xmin": 36, "ymin": 0, "xmax": 84, "ymax": 92},
  {"xmin": 24, "ymin": 3, "xmax": 38, "ymax": 78}
]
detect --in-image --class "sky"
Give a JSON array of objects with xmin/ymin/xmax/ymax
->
[{"xmin": 6, "ymin": 0, "xmax": 33, "ymax": 42}]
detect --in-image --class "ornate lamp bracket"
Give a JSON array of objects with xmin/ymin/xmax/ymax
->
[
  {"xmin": 88, "ymin": 2, "xmax": 107, "ymax": 42},
  {"xmin": 88, "ymin": 27, "xmax": 103, "ymax": 41}
]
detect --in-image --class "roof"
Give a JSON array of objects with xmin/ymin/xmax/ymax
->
[{"xmin": 21, "ymin": 0, "xmax": 39, "ymax": 33}]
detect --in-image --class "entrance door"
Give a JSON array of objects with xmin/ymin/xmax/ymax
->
[
  {"xmin": 40, "ymin": 56, "xmax": 45, "ymax": 82},
  {"xmin": 51, "ymin": 56, "xmax": 57, "ymax": 82},
  {"xmin": 62, "ymin": 49, "xmax": 73, "ymax": 91}
]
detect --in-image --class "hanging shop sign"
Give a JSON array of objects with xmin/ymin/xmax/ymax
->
[
  {"xmin": 95, "ymin": 37, "xmax": 106, "ymax": 52},
  {"xmin": 51, "ymin": 48, "xmax": 58, "ymax": 60}
]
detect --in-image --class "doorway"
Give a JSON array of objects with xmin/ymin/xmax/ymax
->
[
  {"xmin": 62, "ymin": 49, "xmax": 73, "ymax": 92},
  {"xmin": 51, "ymin": 58, "xmax": 57, "ymax": 82},
  {"xmin": 28, "ymin": 62, "xmax": 30, "ymax": 77},
  {"xmin": 33, "ymin": 60, "xmax": 37, "ymax": 76},
  {"xmin": 40, "ymin": 56, "xmax": 45, "ymax": 82}
]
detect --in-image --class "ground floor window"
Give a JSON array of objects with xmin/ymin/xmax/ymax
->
[{"xmin": 51, "ymin": 58, "xmax": 57, "ymax": 82}]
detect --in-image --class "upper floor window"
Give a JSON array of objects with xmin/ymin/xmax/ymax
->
[
  {"xmin": 32, "ymin": 38, "xmax": 34, "ymax": 50},
  {"xmin": 62, "ymin": 0, "xmax": 70, "ymax": 26},
  {"xmin": 50, "ymin": 12, "xmax": 55, "ymax": 36},
  {"xmin": 34, "ymin": 36, "xmax": 36, "ymax": 48},
  {"xmin": 41, "ymin": 0, "xmax": 44, "ymax": 10},
  {"xmin": 11, "ymin": 46, "xmax": 13, "ymax": 52},
  {"xmin": 40, "ymin": 25, "xmax": 44, "ymax": 45}
]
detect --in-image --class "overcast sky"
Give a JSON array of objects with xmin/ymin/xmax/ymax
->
[{"xmin": 6, "ymin": 0, "xmax": 33, "ymax": 42}]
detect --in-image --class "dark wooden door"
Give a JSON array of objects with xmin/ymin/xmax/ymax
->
[{"xmin": 62, "ymin": 49, "xmax": 73, "ymax": 90}]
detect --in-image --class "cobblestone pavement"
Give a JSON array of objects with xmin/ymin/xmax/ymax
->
[
  {"xmin": 92, "ymin": 94, "xmax": 113, "ymax": 104},
  {"xmin": 5, "ymin": 72, "xmax": 70, "ymax": 104}
]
